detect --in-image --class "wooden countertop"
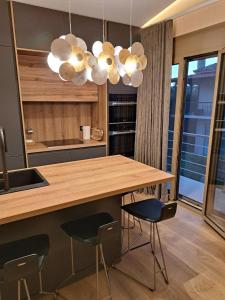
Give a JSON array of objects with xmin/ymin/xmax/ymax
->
[
  {"xmin": 26, "ymin": 140, "xmax": 106, "ymax": 153},
  {"xmin": 0, "ymin": 155, "xmax": 174, "ymax": 225}
]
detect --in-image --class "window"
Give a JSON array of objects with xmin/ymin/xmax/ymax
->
[
  {"xmin": 167, "ymin": 64, "xmax": 179, "ymax": 172},
  {"xmin": 178, "ymin": 55, "xmax": 218, "ymax": 205}
]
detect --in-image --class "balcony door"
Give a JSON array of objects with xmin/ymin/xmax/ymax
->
[
  {"xmin": 178, "ymin": 55, "xmax": 218, "ymax": 205},
  {"xmin": 204, "ymin": 50, "xmax": 225, "ymax": 237}
]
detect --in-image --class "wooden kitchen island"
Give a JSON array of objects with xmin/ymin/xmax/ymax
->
[{"xmin": 0, "ymin": 155, "xmax": 174, "ymax": 298}]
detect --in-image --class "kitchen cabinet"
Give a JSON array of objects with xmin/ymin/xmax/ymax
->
[
  {"xmin": 28, "ymin": 146, "xmax": 106, "ymax": 167},
  {"xmin": 13, "ymin": 2, "xmax": 102, "ymax": 52},
  {"xmin": 0, "ymin": 47, "xmax": 25, "ymax": 170},
  {"xmin": 107, "ymin": 21, "xmax": 140, "ymax": 94},
  {"xmin": 0, "ymin": 0, "xmax": 13, "ymax": 47},
  {"xmin": 13, "ymin": 2, "xmax": 66, "ymax": 51}
]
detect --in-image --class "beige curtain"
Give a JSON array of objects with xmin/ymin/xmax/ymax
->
[{"xmin": 134, "ymin": 20, "xmax": 173, "ymax": 198}]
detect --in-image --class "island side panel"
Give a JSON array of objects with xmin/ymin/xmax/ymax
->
[{"xmin": 0, "ymin": 195, "xmax": 121, "ymax": 299}]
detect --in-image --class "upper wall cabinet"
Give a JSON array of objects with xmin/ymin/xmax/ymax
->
[
  {"xmin": 13, "ymin": 2, "xmax": 66, "ymax": 51},
  {"xmin": 107, "ymin": 22, "xmax": 140, "ymax": 94},
  {"xmin": 107, "ymin": 22, "xmax": 140, "ymax": 49},
  {"xmin": 69, "ymin": 14, "xmax": 102, "ymax": 51},
  {"xmin": 13, "ymin": 2, "xmax": 103, "ymax": 52},
  {"xmin": 0, "ymin": 0, "xmax": 13, "ymax": 46}
]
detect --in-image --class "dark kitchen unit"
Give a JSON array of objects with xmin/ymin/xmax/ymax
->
[{"xmin": 109, "ymin": 94, "xmax": 137, "ymax": 157}]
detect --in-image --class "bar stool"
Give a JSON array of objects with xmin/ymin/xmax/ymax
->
[
  {"xmin": 58, "ymin": 213, "xmax": 119, "ymax": 300},
  {"xmin": 122, "ymin": 192, "xmax": 142, "ymax": 231},
  {"xmin": 0, "ymin": 234, "xmax": 56, "ymax": 300},
  {"xmin": 115, "ymin": 199, "xmax": 177, "ymax": 291}
]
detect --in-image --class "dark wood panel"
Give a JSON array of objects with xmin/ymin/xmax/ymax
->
[
  {"xmin": 69, "ymin": 14, "xmax": 102, "ymax": 51},
  {"xmin": 28, "ymin": 146, "xmax": 106, "ymax": 167},
  {"xmin": 0, "ymin": 155, "xmax": 25, "ymax": 171},
  {"xmin": 107, "ymin": 21, "xmax": 140, "ymax": 48},
  {"xmin": 0, "ymin": 0, "xmax": 13, "ymax": 47},
  {"xmin": 0, "ymin": 45, "xmax": 25, "ymax": 163},
  {"xmin": 107, "ymin": 22, "xmax": 140, "ymax": 94},
  {"xmin": 12, "ymin": 2, "xmax": 66, "ymax": 51},
  {"xmin": 13, "ymin": 2, "xmax": 103, "ymax": 52}
]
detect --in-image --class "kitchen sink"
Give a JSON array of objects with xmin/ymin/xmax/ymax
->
[{"xmin": 0, "ymin": 168, "xmax": 49, "ymax": 195}]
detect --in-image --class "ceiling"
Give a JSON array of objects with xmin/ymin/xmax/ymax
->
[
  {"xmin": 13, "ymin": 0, "xmax": 219, "ymax": 27},
  {"xmin": 13, "ymin": 0, "xmax": 176, "ymax": 27}
]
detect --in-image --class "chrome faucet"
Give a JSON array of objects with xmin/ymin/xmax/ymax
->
[{"xmin": 0, "ymin": 127, "xmax": 9, "ymax": 191}]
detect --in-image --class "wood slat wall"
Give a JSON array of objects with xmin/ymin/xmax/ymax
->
[
  {"xmin": 18, "ymin": 50, "xmax": 98, "ymax": 102},
  {"xmin": 23, "ymin": 102, "xmax": 92, "ymax": 142}
]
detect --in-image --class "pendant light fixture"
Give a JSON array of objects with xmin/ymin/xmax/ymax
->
[
  {"xmin": 91, "ymin": 0, "xmax": 120, "ymax": 85},
  {"xmin": 118, "ymin": 0, "xmax": 147, "ymax": 87},
  {"xmin": 47, "ymin": 0, "xmax": 96, "ymax": 85}
]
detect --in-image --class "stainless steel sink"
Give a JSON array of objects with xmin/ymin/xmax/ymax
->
[{"xmin": 0, "ymin": 168, "xmax": 49, "ymax": 195}]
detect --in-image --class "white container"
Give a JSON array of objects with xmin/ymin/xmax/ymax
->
[{"xmin": 82, "ymin": 126, "xmax": 91, "ymax": 140}]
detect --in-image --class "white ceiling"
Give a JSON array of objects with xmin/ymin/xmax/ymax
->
[
  {"xmin": 13, "ymin": 0, "xmax": 219, "ymax": 27},
  {"xmin": 13, "ymin": 0, "xmax": 176, "ymax": 27}
]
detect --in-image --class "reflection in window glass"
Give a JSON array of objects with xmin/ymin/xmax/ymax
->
[
  {"xmin": 179, "ymin": 55, "xmax": 218, "ymax": 204},
  {"xmin": 206, "ymin": 53, "xmax": 225, "ymax": 231},
  {"xmin": 167, "ymin": 65, "xmax": 179, "ymax": 172}
]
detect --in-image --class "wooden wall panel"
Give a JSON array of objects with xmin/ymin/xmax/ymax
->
[
  {"xmin": 23, "ymin": 102, "xmax": 92, "ymax": 142},
  {"xmin": 91, "ymin": 84, "xmax": 107, "ymax": 142},
  {"xmin": 18, "ymin": 51, "xmax": 98, "ymax": 102}
]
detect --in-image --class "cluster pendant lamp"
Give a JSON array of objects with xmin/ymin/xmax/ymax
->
[{"xmin": 47, "ymin": 0, "xmax": 147, "ymax": 87}]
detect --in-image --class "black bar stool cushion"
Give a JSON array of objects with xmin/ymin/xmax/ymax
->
[
  {"xmin": 61, "ymin": 213, "xmax": 114, "ymax": 245},
  {"xmin": 0, "ymin": 234, "xmax": 49, "ymax": 269},
  {"xmin": 122, "ymin": 199, "xmax": 177, "ymax": 223}
]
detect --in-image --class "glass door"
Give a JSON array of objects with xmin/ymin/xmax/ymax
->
[
  {"xmin": 178, "ymin": 55, "xmax": 218, "ymax": 206},
  {"xmin": 204, "ymin": 51, "xmax": 225, "ymax": 236}
]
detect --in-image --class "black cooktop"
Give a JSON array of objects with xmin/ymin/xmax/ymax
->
[{"xmin": 42, "ymin": 139, "xmax": 83, "ymax": 147}]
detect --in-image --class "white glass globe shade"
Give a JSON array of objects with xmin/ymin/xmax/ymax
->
[
  {"xmin": 98, "ymin": 57, "xmax": 108, "ymax": 70},
  {"xmin": 86, "ymin": 67, "xmax": 93, "ymax": 82},
  {"xmin": 118, "ymin": 65, "xmax": 126, "ymax": 77},
  {"xmin": 47, "ymin": 53, "xmax": 63, "ymax": 73},
  {"xmin": 68, "ymin": 54, "xmax": 79, "ymax": 66},
  {"xmin": 60, "ymin": 35, "xmax": 66, "ymax": 39},
  {"xmin": 115, "ymin": 46, "xmax": 123, "ymax": 56},
  {"xmin": 92, "ymin": 41, "xmax": 103, "ymax": 57}
]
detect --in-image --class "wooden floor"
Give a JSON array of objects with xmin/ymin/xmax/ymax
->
[{"xmin": 41, "ymin": 199, "xmax": 225, "ymax": 300}]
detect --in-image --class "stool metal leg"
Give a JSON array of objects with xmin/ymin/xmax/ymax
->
[
  {"xmin": 155, "ymin": 224, "xmax": 169, "ymax": 283},
  {"xmin": 22, "ymin": 279, "xmax": 31, "ymax": 300},
  {"xmin": 150, "ymin": 223, "xmax": 169, "ymax": 290},
  {"xmin": 152, "ymin": 223, "xmax": 156, "ymax": 291},
  {"xmin": 121, "ymin": 196, "xmax": 135, "ymax": 230},
  {"xmin": 99, "ymin": 244, "xmax": 112, "ymax": 299},
  {"xmin": 113, "ymin": 221, "xmax": 169, "ymax": 292},
  {"xmin": 96, "ymin": 245, "xmax": 99, "ymax": 300},
  {"xmin": 56, "ymin": 237, "xmax": 76, "ymax": 299},
  {"xmin": 17, "ymin": 280, "xmax": 21, "ymax": 300},
  {"xmin": 39, "ymin": 271, "xmax": 57, "ymax": 299},
  {"xmin": 70, "ymin": 237, "xmax": 75, "ymax": 276},
  {"xmin": 131, "ymin": 193, "xmax": 143, "ymax": 233}
]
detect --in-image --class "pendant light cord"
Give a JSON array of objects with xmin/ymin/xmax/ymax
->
[
  {"xmin": 68, "ymin": 0, "xmax": 72, "ymax": 34},
  {"xmin": 130, "ymin": 0, "xmax": 133, "ymax": 47},
  {"xmin": 102, "ymin": 0, "xmax": 105, "ymax": 42}
]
